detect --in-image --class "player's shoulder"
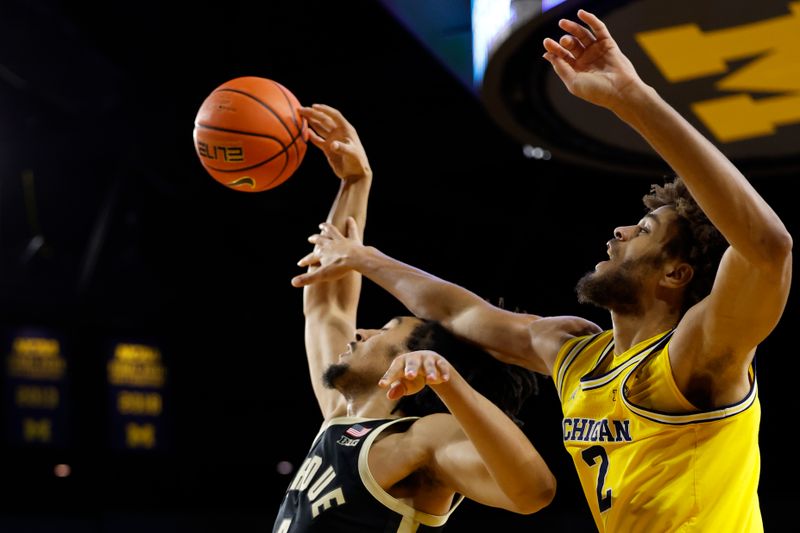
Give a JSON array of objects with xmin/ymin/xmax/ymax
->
[
  {"xmin": 404, "ymin": 413, "xmax": 459, "ymax": 441},
  {"xmin": 530, "ymin": 314, "xmax": 604, "ymax": 356},
  {"xmin": 371, "ymin": 414, "xmax": 458, "ymax": 462}
]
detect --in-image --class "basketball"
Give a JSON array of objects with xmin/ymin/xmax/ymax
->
[{"xmin": 192, "ymin": 77, "xmax": 309, "ymax": 192}]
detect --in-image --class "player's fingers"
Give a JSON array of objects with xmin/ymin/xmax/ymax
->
[
  {"xmin": 423, "ymin": 356, "xmax": 439, "ymax": 382},
  {"xmin": 312, "ymin": 103, "xmax": 347, "ymax": 122},
  {"xmin": 308, "ymin": 121, "xmax": 334, "ymax": 138},
  {"xmin": 301, "ymin": 106, "xmax": 337, "ymax": 131},
  {"xmin": 543, "ymin": 38, "xmax": 571, "ymax": 60},
  {"xmin": 379, "ymin": 358, "xmax": 405, "ymax": 387},
  {"xmin": 306, "ymin": 127, "xmax": 326, "ymax": 147},
  {"xmin": 385, "ymin": 381, "xmax": 406, "ymax": 400},
  {"xmin": 291, "ymin": 271, "xmax": 318, "ymax": 287},
  {"xmin": 403, "ymin": 357, "xmax": 420, "ymax": 380},
  {"xmin": 558, "ymin": 17, "xmax": 596, "ymax": 48},
  {"xmin": 435, "ymin": 358, "xmax": 451, "ymax": 381},
  {"xmin": 296, "ymin": 251, "xmax": 318, "ymax": 268},
  {"xmin": 577, "ymin": 9, "xmax": 611, "ymax": 40},
  {"xmin": 559, "ymin": 35, "xmax": 583, "ymax": 59},
  {"xmin": 543, "ymin": 50, "xmax": 576, "ymax": 83},
  {"xmin": 319, "ymin": 222, "xmax": 344, "ymax": 239},
  {"xmin": 313, "ymin": 112, "xmax": 338, "ymax": 132}
]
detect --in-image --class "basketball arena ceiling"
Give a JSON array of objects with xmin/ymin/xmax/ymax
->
[{"xmin": 382, "ymin": 0, "xmax": 800, "ymax": 177}]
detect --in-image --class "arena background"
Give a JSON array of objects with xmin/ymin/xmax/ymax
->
[{"xmin": 0, "ymin": 0, "xmax": 796, "ymax": 531}]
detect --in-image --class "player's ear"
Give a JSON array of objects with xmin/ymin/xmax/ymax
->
[{"xmin": 662, "ymin": 261, "xmax": 693, "ymax": 289}]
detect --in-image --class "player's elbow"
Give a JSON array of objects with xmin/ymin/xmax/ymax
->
[
  {"xmin": 755, "ymin": 225, "xmax": 793, "ymax": 275},
  {"xmin": 767, "ymin": 226, "xmax": 793, "ymax": 259},
  {"xmin": 511, "ymin": 473, "xmax": 556, "ymax": 514},
  {"xmin": 775, "ymin": 230, "xmax": 793, "ymax": 263}
]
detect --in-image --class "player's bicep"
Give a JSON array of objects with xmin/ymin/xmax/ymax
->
[
  {"xmin": 432, "ymin": 438, "xmax": 519, "ymax": 510},
  {"xmin": 450, "ymin": 305, "xmax": 598, "ymax": 375},
  {"xmin": 367, "ymin": 429, "xmax": 429, "ymax": 488}
]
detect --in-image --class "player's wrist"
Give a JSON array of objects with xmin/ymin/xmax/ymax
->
[
  {"xmin": 352, "ymin": 245, "xmax": 380, "ymax": 272},
  {"xmin": 610, "ymin": 80, "xmax": 657, "ymax": 122},
  {"xmin": 342, "ymin": 167, "xmax": 372, "ymax": 182}
]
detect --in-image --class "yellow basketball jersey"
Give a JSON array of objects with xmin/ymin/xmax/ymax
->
[{"xmin": 553, "ymin": 330, "xmax": 762, "ymax": 532}]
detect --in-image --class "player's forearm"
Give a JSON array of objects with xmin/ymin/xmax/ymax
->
[
  {"xmin": 304, "ymin": 172, "xmax": 372, "ymax": 314},
  {"xmin": 349, "ymin": 245, "xmax": 483, "ymax": 325},
  {"xmin": 326, "ymin": 171, "xmax": 372, "ymax": 237},
  {"xmin": 612, "ymin": 82, "xmax": 792, "ymax": 268},
  {"xmin": 433, "ymin": 375, "xmax": 556, "ymax": 511}
]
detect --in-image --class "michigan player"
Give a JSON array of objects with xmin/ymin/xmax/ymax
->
[
  {"xmin": 274, "ymin": 104, "xmax": 597, "ymax": 532},
  {"xmin": 292, "ymin": 11, "xmax": 792, "ymax": 532}
]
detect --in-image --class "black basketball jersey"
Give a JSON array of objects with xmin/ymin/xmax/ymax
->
[{"xmin": 272, "ymin": 416, "xmax": 463, "ymax": 533}]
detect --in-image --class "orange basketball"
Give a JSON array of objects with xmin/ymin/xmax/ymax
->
[{"xmin": 192, "ymin": 77, "xmax": 309, "ymax": 192}]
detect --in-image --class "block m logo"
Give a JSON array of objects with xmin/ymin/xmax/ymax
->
[{"xmin": 636, "ymin": 2, "xmax": 800, "ymax": 142}]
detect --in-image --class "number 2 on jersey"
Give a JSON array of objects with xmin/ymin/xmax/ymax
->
[{"xmin": 582, "ymin": 445, "xmax": 611, "ymax": 512}]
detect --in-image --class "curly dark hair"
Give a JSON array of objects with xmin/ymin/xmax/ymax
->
[
  {"xmin": 391, "ymin": 319, "xmax": 538, "ymax": 427},
  {"xmin": 643, "ymin": 175, "xmax": 728, "ymax": 315}
]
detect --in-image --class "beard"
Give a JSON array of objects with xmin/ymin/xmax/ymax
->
[
  {"xmin": 576, "ymin": 254, "xmax": 663, "ymax": 315},
  {"xmin": 322, "ymin": 363, "xmax": 349, "ymax": 389},
  {"xmin": 322, "ymin": 362, "xmax": 377, "ymax": 395}
]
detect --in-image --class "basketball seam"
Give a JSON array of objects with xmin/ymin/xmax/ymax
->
[
  {"xmin": 195, "ymin": 123, "xmax": 290, "ymax": 145},
  {"xmin": 216, "ymin": 87, "xmax": 297, "ymax": 139},
  {"xmin": 273, "ymin": 82, "xmax": 306, "ymax": 162}
]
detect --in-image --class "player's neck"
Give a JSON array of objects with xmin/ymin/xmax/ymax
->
[
  {"xmin": 610, "ymin": 307, "xmax": 678, "ymax": 354},
  {"xmin": 345, "ymin": 394, "xmax": 397, "ymax": 419}
]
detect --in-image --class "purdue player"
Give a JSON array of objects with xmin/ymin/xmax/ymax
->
[
  {"xmin": 274, "ymin": 104, "xmax": 595, "ymax": 532},
  {"xmin": 292, "ymin": 10, "xmax": 792, "ymax": 532}
]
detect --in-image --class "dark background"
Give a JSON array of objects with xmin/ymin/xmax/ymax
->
[{"xmin": 0, "ymin": 0, "xmax": 795, "ymax": 531}]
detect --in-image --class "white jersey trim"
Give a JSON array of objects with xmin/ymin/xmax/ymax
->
[{"xmin": 355, "ymin": 417, "xmax": 464, "ymax": 528}]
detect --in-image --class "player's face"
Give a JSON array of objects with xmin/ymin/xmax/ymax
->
[
  {"xmin": 576, "ymin": 206, "xmax": 679, "ymax": 314},
  {"xmin": 346, "ymin": 316, "xmax": 422, "ymax": 362},
  {"xmin": 323, "ymin": 316, "xmax": 422, "ymax": 392}
]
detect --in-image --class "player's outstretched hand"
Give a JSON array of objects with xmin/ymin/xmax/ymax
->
[
  {"xmin": 298, "ymin": 104, "xmax": 371, "ymax": 180},
  {"xmin": 542, "ymin": 9, "xmax": 642, "ymax": 111},
  {"xmin": 292, "ymin": 217, "xmax": 363, "ymax": 287},
  {"xmin": 378, "ymin": 350, "xmax": 452, "ymax": 400}
]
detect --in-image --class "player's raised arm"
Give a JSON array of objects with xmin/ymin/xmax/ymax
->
[
  {"xmin": 543, "ymin": 9, "xmax": 791, "ymax": 400},
  {"xmin": 296, "ymin": 104, "xmax": 373, "ymax": 418}
]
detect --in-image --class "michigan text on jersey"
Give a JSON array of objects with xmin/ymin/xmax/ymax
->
[{"xmin": 563, "ymin": 418, "xmax": 632, "ymax": 442}]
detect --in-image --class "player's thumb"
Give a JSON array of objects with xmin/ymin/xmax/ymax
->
[
  {"xmin": 345, "ymin": 217, "xmax": 360, "ymax": 238},
  {"xmin": 385, "ymin": 381, "xmax": 407, "ymax": 400}
]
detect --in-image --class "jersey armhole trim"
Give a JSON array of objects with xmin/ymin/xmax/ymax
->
[{"xmin": 357, "ymin": 417, "xmax": 460, "ymax": 527}]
